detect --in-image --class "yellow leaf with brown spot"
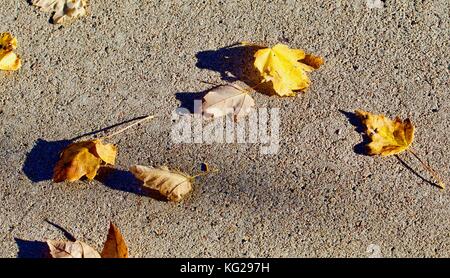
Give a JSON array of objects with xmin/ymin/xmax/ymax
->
[
  {"xmin": 0, "ymin": 33, "xmax": 21, "ymax": 71},
  {"xmin": 253, "ymin": 43, "xmax": 323, "ymax": 96},
  {"xmin": 356, "ymin": 110, "xmax": 414, "ymax": 156},
  {"xmin": 0, "ymin": 33, "xmax": 17, "ymax": 52},
  {"xmin": 53, "ymin": 139, "xmax": 117, "ymax": 182},
  {"xmin": 101, "ymin": 223, "xmax": 128, "ymax": 258}
]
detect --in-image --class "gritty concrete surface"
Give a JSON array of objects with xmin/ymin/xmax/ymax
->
[{"xmin": 0, "ymin": 0, "xmax": 449, "ymax": 258}]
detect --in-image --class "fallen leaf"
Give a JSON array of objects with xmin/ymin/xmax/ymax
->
[
  {"xmin": 0, "ymin": 33, "xmax": 17, "ymax": 53},
  {"xmin": 130, "ymin": 165, "xmax": 193, "ymax": 202},
  {"xmin": 94, "ymin": 140, "xmax": 117, "ymax": 165},
  {"xmin": 253, "ymin": 43, "xmax": 323, "ymax": 96},
  {"xmin": 202, "ymin": 85, "xmax": 255, "ymax": 119},
  {"xmin": 301, "ymin": 54, "xmax": 325, "ymax": 69},
  {"xmin": 356, "ymin": 110, "xmax": 414, "ymax": 156},
  {"xmin": 53, "ymin": 139, "xmax": 117, "ymax": 182},
  {"xmin": 0, "ymin": 33, "xmax": 21, "ymax": 71},
  {"xmin": 101, "ymin": 223, "xmax": 128, "ymax": 258},
  {"xmin": 47, "ymin": 240, "xmax": 101, "ymax": 258},
  {"xmin": 32, "ymin": 0, "xmax": 88, "ymax": 24}
]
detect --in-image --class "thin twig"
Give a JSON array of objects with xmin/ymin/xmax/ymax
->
[
  {"xmin": 99, "ymin": 115, "xmax": 155, "ymax": 140},
  {"xmin": 240, "ymin": 41, "xmax": 267, "ymax": 48},
  {"xmin": 199, "ymin": 80, "xmax": 265, "ymax": 94},
  {"xmin": 407, "ymin": 148, "xmax": 445, "ymax": 189},
  {"xmin": 199, "ymin": 80, "xmax": 225, "ymax": 87}
]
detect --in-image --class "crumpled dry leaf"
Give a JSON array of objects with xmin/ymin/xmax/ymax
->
[
  {"xmin": 301, "ymin": 54, "xmax": 325, "ymax": 69},
  {"xmin": 53, "ymin": 139, "xmax": 117, "ymax": 182},
  {"xmin": 47, "ymin": 222, "xmax": 129, "ymax": 258},
  {"xmin": 130, "ymin": 165, "xmax": 193, "ymax": 202},
  {"xmin": 202, "ymin": 85, "xmax": 255, "ymax": 119},
  {"xmin": 0, "ymin": 33, "xmax": 21, "ymax": 71},
  {"xmin": 253, "ymin": 43, "xmax": 323, "ymax": 96},
  {"xmin": 101, "ymin": 223, "xmax": 128, "ymax": 258},
  {"xmin": 356, "ymin": 110, "xmax": 414, "ymax": 156},
  {"xmin": 47, "ymin": 240, "xmax": 101, "ymax": 258},
  {"xmin": 32, "ymin": 0, "xmax": 88, "ymax": 24}
]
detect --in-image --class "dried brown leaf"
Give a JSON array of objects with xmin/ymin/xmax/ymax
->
[
  {"xmin": 130, "ymin": 165, "xmax": 193, "ymax": 202},
  {"xmin": 47, "ymin": 240, "xmax": 100, "ymax": 258},
  {"xmin": 101, "ymin": 223, "xmax": 128, "ymax": 258}
]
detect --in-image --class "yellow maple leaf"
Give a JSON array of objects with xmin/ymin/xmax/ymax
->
[
  {"xmin": 356, "ymin": 110, "xmax": 414, "ymax": 156},
  {"xmin": 253, "ymin": 43, "xmax": 323, "ymax": 96},
  {"xmin": 53, "ymin": 139, "xmax": 117, "ymax": 182},
  {"xmin": 355, "ymin": 110, "xmax": 445, "ymax": 189},
  {"xmin": 0, "ymin": 33, "xmax": 21, "ymax": 71}
]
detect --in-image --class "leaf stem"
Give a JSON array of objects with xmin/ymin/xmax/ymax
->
[
  {"xmin": 407, "ymin": 148, "xmax": 445, "ymax": 189},
  {"xmin": 192, "ymin": 168, "xmax": 219, "ymax": 179},
  {"xmin": 100, "ymin": 115, "xmax": 155, "ymax": 140}
]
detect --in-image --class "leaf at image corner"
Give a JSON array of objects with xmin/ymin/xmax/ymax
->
[
  {"xmin": 47, "ymin": 240, "xmax": 101, "ymax": 258},
  {"xmin": 101, "ymin": 223, "xmax": 128, "ymax": 258},
  {"xmin": 130, "ymin": 165, "xmax": 193, "ymax": 202},
  {"xmin": 356, "ymin": 110, "xmax": 414, "ymax": 156},
  {"xmin": 32, "ymin": 0, "xmax": 88, "ymax": 24}
]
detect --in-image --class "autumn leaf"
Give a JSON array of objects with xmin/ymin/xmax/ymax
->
[
  {"xmin": 32, "ymin": 0, "xmax": 88, "ymax": 24},
  {"xmin": 47, "ymin": 240, "xmax": 101, "ymax": 258},
  {"xmin": 47, "ymin": 222, "xmax": 128, "ymax": 258},
  {"xmin": 53, "ymin": 139, "xmax": 117, "ymax": 182},
  {"xmin": 301, "ymin": 54, "xmax": 325, "ymax": 69},
  {"xmin": 253, "ymin": 43, "xmax": 323, "ymax": 96},
  {"xmin": 202, "ymin": 84, "xmax": 255, "ymax": 119},
  {"xmin": 52, "ymin": 115, "xmax": 154, "ymax": 182},
  {"xmin": 356, "ymin": 110, "xmax": 414, "ymax": 156},
  {"xmin": 130, "ymin": 165, "xmax": 193, "ymax": 202},
  {"xmin": 0, "ymin": 33, "xmax": 21, "ymax": 71},
  {"xmin": 101, "ymin": 223, "xmax": 128, "ymax": 258},
  {"xmin": 355, "ymin": 110, "xmax": 445, "ymax": 189}
]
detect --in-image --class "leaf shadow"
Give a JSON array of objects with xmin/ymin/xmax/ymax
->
[
  {"xmin": 395, "ymin": 155, "xmax": 440, "ymax": 189},
  {"xmin": 175, "ymin": 90, "xmax": 208, "ymax": 114},
  {"xmin": 45, "ymin": 219, "xmax": 76, "ymax": 241},
  {"xmin": 22, "ymin": 139, "xmax": 72, "ymax": 183},
  {"xmin": 339, "ymin": 110, "xmax": 370, "ymax": 155},
  {"xmin": 95, "ymin": 167, "xmax": 167, "ymax": 201},
  {"xmin": 175, "ymin": 43, "xmax": 275, "ymax": 115},
  {"xmin": 195, "ymin": 43, "xmax": 275, "ymax": 96},
  {"xmin": 21, "ymin": 115, "xmax": 150, "ymax": 183},
  {"xmin": 14, "ymin": 238, "xmax": 50, "ymax": 258}
]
